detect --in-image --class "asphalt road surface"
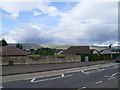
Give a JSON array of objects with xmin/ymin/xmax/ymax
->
[
  {"xmin": 2, "ymin": 63, "xmax": 120, "ymax": 89},
  {"xmin": 2, "ymin": 60, "xmax": 114, "ymax": 76}
]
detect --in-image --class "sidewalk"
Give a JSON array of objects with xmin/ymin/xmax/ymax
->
[{"xmin": 2, "ymin": 60, "xmax": 114, "ymax": 76}]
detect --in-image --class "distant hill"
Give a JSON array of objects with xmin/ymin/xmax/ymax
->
[
  {"xmin": 9, "ymin": 43, "xmax": 119, "ymax": 51},
  {"xmin": 10, "ymin": 43, "xmax": 43, "ymax": 50}
]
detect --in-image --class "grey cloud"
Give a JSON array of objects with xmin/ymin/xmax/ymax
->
[{"xmin": 3, "ymin": 1, "xmax": 118, "ymax": 45}]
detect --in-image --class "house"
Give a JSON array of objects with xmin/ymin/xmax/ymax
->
[
  {"xmin": 54, "ymin": 49, "xmax": 64, "ymax": 55},
  {"xmin": 100, "ymin": 49, "xmax": 112, "ymax": 54},
  {"xmin": 64, "ymin": 46, "xmax": 91, "ymax": 62},
  {"xmin": 90, "ymin": 49, "xmax": 100, "ymax": 54},
  {"xmin": 2, "ymin": 45, "xmax": 29, "ymax": 56},
  {"xmin": 2, "ymin": 45, "xmax": 29, "ymax": 65}
]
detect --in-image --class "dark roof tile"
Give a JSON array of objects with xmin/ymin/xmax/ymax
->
[
  {"xmin": 64, "ymin": 46, "xmax": 91, "ymax": 55},
  {"xmin": 2, "ymin": 45, "xmax": 29, "ymax": 56}
]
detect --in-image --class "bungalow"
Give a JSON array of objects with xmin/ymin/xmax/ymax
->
[
  {"xmin": 54, "ymin": 49, "xmax": 64, "ymax": 55},
  {"xmin": 64, "ymin": 46, "xmax": 91, "ymax": 62},
  {"xmin": 100, "ymin": 49, "xmax": 112, "ymax": 54},
  {"xmin": 2, "ymin": 45, "xmax": 29, "ymax": 65},
  {"xmin": 90, "ymin": 49, "xmax": 100, "ymax": 54},
  {"xmin": 2, "ymin": 45, "xmax": 29, "ymax": 56}
]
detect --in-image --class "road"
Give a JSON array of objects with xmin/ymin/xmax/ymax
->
[
  {"xmin": 1, "ymin": 63, "xmax": 120, "ymax": 89},
  {"xmin": 2, "ymin": 60, "xmax": 114, "ymax": 76}
]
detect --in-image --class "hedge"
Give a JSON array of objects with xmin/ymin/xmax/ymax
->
[
  {"xmin": 55, "ymin": 54, "xmax": 65, "ymax": 58},
  {"xmin": 29, "ymin": 55, "xmax": 40, "ymax": 60}
]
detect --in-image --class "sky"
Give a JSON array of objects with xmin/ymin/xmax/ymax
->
[{"xmin": 0, "ymin": 0, "xmax": 119, "ymax": 46}]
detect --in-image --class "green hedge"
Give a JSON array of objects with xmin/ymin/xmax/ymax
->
[
  {"xmin": 90, "ymin": 54, "xmax": 99, "ymax": 61},
  {"xmin": 100, "ymin": 54, "xmax": 111, "ymax": 60},
  {"xmin": 55, "ymin": 54, "xmax": 119, "ymax": 61},
  {"xmin": 112, "ymin": 54, "xmax": 120, "ymax": 59},
  {"xmin": 55, "ymin": 54, "xmax": 65, "ymax": 58},
  {"xmin": 29, "ymin": 55, "xmax": 40, "ymax": 60},
  {"xmin": 90, "ymin": 54, "xmax": 119, "ymax": 61}
]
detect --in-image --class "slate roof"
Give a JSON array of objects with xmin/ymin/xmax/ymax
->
[
  {"xmin": 64, "ymin": 46, "xmax": 91, "ymax": 55},
  {"xmin": 2, "ymin": 45, "xmax": 29, "ymax": 56}
]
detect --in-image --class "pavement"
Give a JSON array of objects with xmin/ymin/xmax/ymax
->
[
  {"xmin": 2, "ymin": 62, "xmax": 120, "ymax": 89},
  {"xmin": 2, "ymin": 60, "xmax": 114, "ymax": 76}
]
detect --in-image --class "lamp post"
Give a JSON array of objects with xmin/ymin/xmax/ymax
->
[{"xmin": 109, "ymin": 44, "xmax": 113, "ymax": 59}]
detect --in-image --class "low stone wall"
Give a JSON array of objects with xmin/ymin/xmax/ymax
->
[{"xmin": 2, "ymin": 55, "xmax": 81, "ymax": 65}]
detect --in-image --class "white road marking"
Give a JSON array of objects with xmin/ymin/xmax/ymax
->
[
  {"xmin": 66, "ymin": 69, "xmax": 81, "ymax": 73},
  {"xmin": 114, "ymin": 65, "xmax": 120, "ymax": 68},
  {"xmin": 30, "ymin": 78, "xmax": 36, "ymax": 83},
  {"xmin": 104, "ymin": 66, "xmax": 109, "ymax": 68},
  {"xmin": 27, "ymin": 73, "xmax": 64, "ymax": 81},
  {"xmin": 95, "ymin": 81, "xmax": 103, "ymax": 84},
  {"xmin": 104, "ymin": 72, "xmax": 118, "ymax": 78},
  {"xmin": 82, "ymin": 86, "xmax": 86, "ymax": 89},
  {"xmin": 31, "ymin": 74, "xmax": 72, "ymax": 83},
  {"xmin": 46, "ymin": 76, "xmax": 62, "ymax": 81},
  {"xmin": 26, "ymin": 76, "xmax": 45, "ymax": 80},
  {"xmin": 108, "ymin": 77, "xmax": 115, "ymax": 80},
  {"xmin": 111, "ymin": 73, "xmax": 117, "ymax": 77},
  {"xmin": 96, "ymin": 68, "xmax": 100, "ymax": 70},
  {"xmin": 114, "ymin": 66, "xmax": 118, "ymax": 68},
  {"xmin": 74, "ymin": 70, "xmax": 81, "ymax": 72},
  {"xmin": 61, "ymin": 74, "xmax": 64, "ymax": 77},
  {"xmin": 81, "ymin": 70, "xmax": 85, "ymax": 74},
  {"xmin": 102, "ymin": 69, "xmax": 105, "ymax": 71},
  {"xmin": 3, "ymin": 63, "xmax": 118, "ymax": 83},
  {"xmin": 0, "ymin": 86, "xmax": 3, "ymax": 88},
  {"xmin": 77, "ymin": 86, "xmax": 86, "ymax": 90},
  {"xmin": 84, "ymin": 68, "xmax": 99, "ymax": 74},
  {"xmin": 104, "ymin": 75, "xmax": 111, "ymax": 78},
  {"xmin": 96, "ymin": 68, "xmax": 105, "ymax": 71},
  {"xmin": 65, "ymin": 74, "xmax": 73, "ymax": 77}
]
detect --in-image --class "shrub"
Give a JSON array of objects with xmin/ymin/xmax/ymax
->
[
  {"xmin": 100, "ymin": 54, "xmax": 111, "ymax": 60},
  {"xmin": 55, "ymin": 54, "xmax": 65, "ymax": 58},
  {"xmin": 90, "ymin": 54, "xmax": 99, "ymax": 61},
  {"xmin": 8, "ymin": 60, "xmax": 13, "ymax": 65},
  {"xmin": 29, "ymin": 55, "xmax": 40, "ymax": 60}
]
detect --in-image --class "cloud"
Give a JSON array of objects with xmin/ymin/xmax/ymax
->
[
  {"xmin": 0, "ymin": 26, "xmax": 2, "ymax": 40},
  {"xmin": 3, "ymin": 24, "xmax": 56, "ymax": 43},
  {"xmin": 0, "ymin": 0, "xmax": 59, "ymax": 18},
  {"xmin": 2, "ymin": 1, "xmax": 118, "ymax": 45},
  {"xmin": 32, "ymin": 10, "xmax": 42, "ymax": 16},
  {"xmin": 1, "ymin": 0, "xmax": 119, "ymax": 3},
  {"xmin": 47, "ymin": 6, "xmax": 59, "ymax": 16},
  {"xmin": 56, "ymin": 1, "xmax": 118, "ymax": 45}
]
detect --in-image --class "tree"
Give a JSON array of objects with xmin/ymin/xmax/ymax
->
[
  {"xmin": 16, "ymin": 43, "xmax": 20, "ymax": 48},
  {"xmin": 109, "ymin": 44, "xmax": 113, "ymax": 59},
  {"xmin": 109, "ymin": 44, "xmax": 113, "ymax": 49},
  {"xmin": 16, "ymin": 43, "xmax": 23, "ymax": 49},
  {"xmin": 0, "ymin": 39, "xmax": 8, "ymax": 46},
  {"xmin": 30, "ymin": 49, "xmax": 35, "ymax": 54},
  {"xmin": 20, "ymin": 44, "xmax": 23, "ymax": 49}
]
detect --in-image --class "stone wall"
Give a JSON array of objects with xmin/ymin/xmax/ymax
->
[{"xmin": 2, "ymin": 55, "xmax": 81, "ymax": 65}]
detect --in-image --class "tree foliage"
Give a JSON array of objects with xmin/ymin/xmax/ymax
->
[
  {"xmin": 31, "ymin": 48, "xmax": 56, "ymax": 55},
  {"xmin": 0, "ymin": 39, "xmax": 8, "ymax": 46},
  {"xmin": 16, "ymin": 43, "xmax": 23, "ymax": 49}
]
